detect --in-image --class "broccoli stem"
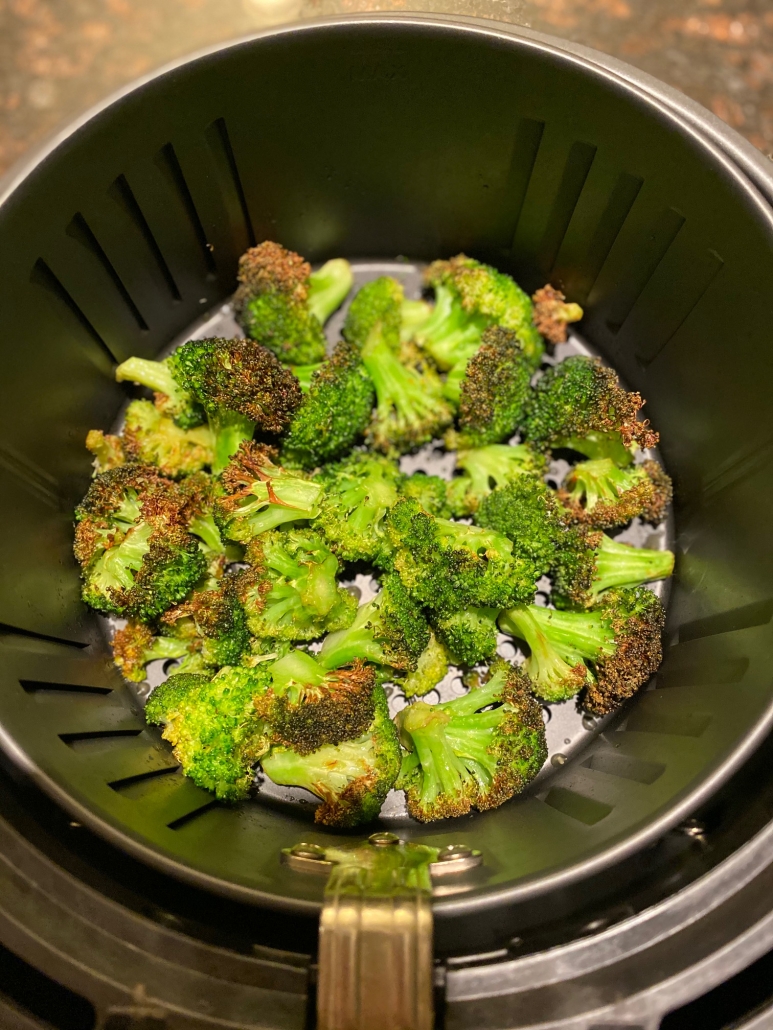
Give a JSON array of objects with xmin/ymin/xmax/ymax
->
[
  {"xmin": 231, "ymin": 478, "xmax": 323, "ymax": 536},
  {"xmin": 417, "ymin": 285, "xmax": 484, "ymax": 370},
  {"xmin": 145, "ymin": 637, "xmax": 192, "ymax": 664},
  {"xmin": 115, "ymin": 357, "xmax": 189, "ymax": 410},
  {"xmin": 361, "ymin": 328, "xmax": 442, "ymax": 429},
  {"xmin": 318, "ymin": 601, "xmax": 387, "ymax": 669},
  {"xmin": 290, "ymin": 363, "xmax": 323, "ymax": 392},
  {"xmin": 270, "ymin": 649, "xmax": 326, "ymax": 702},
  {"xmin": 307, "ymin": 259, "xmax": 353, "ymax": 324},
  {"xmin": 400, "ymin": 299, "xmax": 433, "ymax": 341},
  {"xmin": 400, "ymin": 704, "xmax": 472, "ymax": 806},
  {"xmin": 434, "ymin": 518, "xmax": 514, "ymax": 558},
  {"xmin": 189, "ymin": 514, "xmax": 224, "ymax": 554},
  {"xmin": 208, "ymin": 411, "xmax": 256, "ymax": 474},
  {"xmin": 436, "ymin": 667, "xmax": 507, "ymax": 717},
  {"xmin": 593, "ymin": 536, "xmax": 674, "ymax": 595},
  {"xmin": 559, "ymin": 431, "xmax": 635, "ymax": 467},
  {"xmin": 93, "ymin": 523, "xmax": 152, "ymax": 592},
  {"xmin": 566, "ymin": 459, "xmax": 642, "ymax": 511},
  {"xmin": 500, "ymin": 605, "xmax": 614, "ymax": 661},
  {"xmin": 456, "ymin": 444, "xmax": 536, "ymax": 495},
  {"xmin": 262, "ymin": 736, "xmax": 374, "ymax": 796}
]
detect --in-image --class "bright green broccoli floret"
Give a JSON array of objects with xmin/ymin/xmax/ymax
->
[
  {"xmin": 233, "ymin": 242, "xmax": 352, "ymax": 365},
  {"xmin": 476, "ymin": 473, "xmax": 567, "ymax": 576},
  {"xmin": 115, "ymin": 356, "xmax": 204, "ymax": 429},
  {"xmin": 73, "ymin": 465, "xmax": 205, "ymax": 620},
  {"xmin": 400, "ymin": 631, "xmax": 450, "ymax": 698},
  {"xmin": 254, "ymin": 649, "xmax": 377, "ymax": 753},
  {"xmin": 120, "ymin": 400, "xmax": 214, "ymax": 477},
  {"xmin": 447, "ymin": 443, "xmax": 546, "ymax": 516},
  {"xmin": 318, "ymin": 572, "xmax": 430, "ymax": 673},
  {"xmin": 314, "ymin": 452, "xmax": 404, "ymax": 565},
  {"xmin": 280, "ymin": 340, "xmax": 375, "ymax": 470},
  {"xmin": 401, "ymin": 472, "xmax": 453, "ymax": 518},
  {"xmin": 111, "ymin": 620, "xmax": 193, "ymax": 682},
  {"xmin": 433, "ymin": 608, "xmax": 498, "ymax": 667},
  {"xmin": 261, "ymin": 686, "xmax": 401, "ymax": 827},
  {"xmin": 524, "ymin": 356, "xmax": 658, "ymax": 464},
  {"xmin": 145, "ymin": 666, "xmax": 271, "ymax": 800},
  {"xmin": 552, "ymin": 528, "xmax": 674, "ymax": 608},
  {"xmin": 395, "ymin": 660, "xmax": 547, "ymax": 821},
  {"xmin": 386, "ymin": 499, "xmax": 537, "ymax": 616},
  {"xmin": 215, "ymin": 443, "xmax": 324, "ymax": 542},
  {"xmin": 232, "ymin": 528, "xmax": 356, "ymax": 643},
  {"xmin": 410, "ymin": 283, "xmax": 487, "ymax": 389},
  {"xmin": 558, "ymin": 458, "xmax": 672, "ymax": 529}
]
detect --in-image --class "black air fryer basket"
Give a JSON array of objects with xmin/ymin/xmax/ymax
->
[{"xmin": 2, "ymin": 11, "xmax": 773, "ymax": 980}]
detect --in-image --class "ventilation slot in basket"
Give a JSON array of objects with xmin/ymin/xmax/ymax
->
[
  {"xmin": 206, "ymin": 118, "xmax": 256, "ymax": 247},
  {"xmin": 158, "ymin": 143, "xmax": 218, "ymax": 276},
  {"xmin": 537, "ymin": 140, "xmax": 597, "ymax": 278},
  {"xmin": 109, "ymin": 175, "xmax": 182, "ymax": 302},
  {"xmin": 29, "ymin": 258, "xmax": 117, "ymax": 365}
]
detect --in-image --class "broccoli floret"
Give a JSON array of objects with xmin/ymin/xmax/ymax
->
[
  {"xmin": 179, "ymin": 472, "xmax": 242, "ymax": 586},
  {"xmin": 232, "ymin": 528, "xmax": 356, "ymax": 642},
  {"xmin": 93, "ymin": 399, "xmax": 214, "ymax": 478},
  {"xmin": 410, "ymin": 283, "xmax": 487, "ymax": 384},
  {"xmin": 524, "ymin": 356, "xmax": 658, "ymax": 464},
  {"xmin": 552, "ymin": 529, "xmax": 675, "ymax": 608},
  {"xmin": 401, "ymin": 472, "xmax": 452, "ymax": 518},
  {"xmin": 111, "ymin": 620, "xmax": 192, "ymax": 682},
  {"xmin": 233, "ymin": 242, "xmax": 352, "ymax": 364},
  {"xmin": 318, "ymin": 572, "xmax": 430, "ymax": 673},
  {"xmin": 261, "ymin": 686, "xmax": 401, "ymax": 827},
  {"xmin": 314, "ymin": 452, "xmax": 404, "ymax": 565},
  {"xmin": 558, "ymin": 458, "xmax": 672, "ymax": 529},
  {"xmin": 531, "ymin": 285, "xmax": 583, "ymax": 344},
  {"xmin": 433, "ymin": 608, "xmax": 498, "ymax": 667},
  {"xmin": 215, "ymin": 443, "xmax": 324, "ymax": 542},
  {"xmin": 344, "ymin": 278, "xmax": 453, "ymax": 454},
  {"xmin": 475, "ymin": 473, "xmax": 566, "ymax": 576},
  {"xmin": 447, "ymin": 443, "xmax": 546, "ymax": 516},
  {"xmin": 395, "ymin": 660, "xmax": 547, "ymax": 821},
  {"xmin": 400, "ymin": 631, "xmax": 450, "ymax": 698},
  {"xmin": 254, "ymin": 649, "xmax": 377, "ymax": 753},
  {"xmin": 145, "ymin": 666, "xmax": 271, "ymax": 800},
  {"xmin": 85, "ymin": 430, "xmax": 127, "ymax": 474},
  {"xmin": 280, "ymin": 340, "xmax": 375, "ymax": 470},
  {"xmin": 400, "ymin": 298, "xmax": 434, "ymax": 343},
  {"xmin": 73, "ymin": 465, "xmax": 206, "ymax": 620},
  {"xmin": 386, "ymin": 499, "xmax": 537, "ymax": 616},
  {"xmin": 426, "ymin": 255, "xmax": 545, "ymax": 367},
  {"xmin": 114, "ymin": 356, "xmax": 204, "ymax": 429}
]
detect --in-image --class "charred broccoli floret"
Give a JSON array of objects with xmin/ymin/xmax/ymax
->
[
  {"xmin": 447, "ymin": 443, "xmax": 546, "ymax": 516},
  {"xmin": 386, "ymin": 499, "xmax": 538, "ymax": 616},
  {"xmin": 524, "ymin": 356, "xmax": 658, "ymax": 464},
  {"xmin": 552, "ymin": 529, "xmax": 674, "ymax": 608},
  {"xmin": 215, "ymin": 443, "xmax": 324, "ymax": 542},
  {"xmin": 344, "ymin": 278, "xmax": 453, "ymax": 454},
  {"xmin": 558, "ymin": 458, "xmax": 672, "ymax": 529},
  {"xmin": 399, "ymin": 631, "xmax": 450, "ymax": 699},
  {"xmin": 261, "ymin": 686, "xmax": 401, "ymax": 827},
  {"xmin": 395, "ymin": 660, "xmax": 547, "ymax": 821},
  {"xmin": 254, "ymin": 649, "xmax": 377, "ymax": 753},
  {"xmin": 73, "ymin": 465, "xmax": 205, "ymax": 619},
  {"xmin": 531, "ymin": 285, "xmax": 583, "ymax": 344},
  {"xmin": 475, "ymin": 473, "xmax": 567, "ymax": 576},
  {"xmin": 432, "ymin": 608, "xmax": 498, "ymax": 667},
  {"xmin": 232, "ymin": 529, "xmax": 356, "ymax": 643},
  {"xmin": 318, "ymin": 572, "xmax": 430, "ymax": 673},
  {"xmin": 401, "ymin": 472, "xmax": 452, "ymax": 518},
  {"xmin": 233, "ymin": 241, "xmax": 352, "ymax": 364},
  {"xmin": 145, "ymin": 666, "xmax": 271, "ymax": 800},
  {"xmin": 314, "ymin": 452, "xmax": 403, "ymax": 566},
  {"xmin": 111, "ymin": 620, "xmax": 192, "ymax": 682},
  {"xmin": 280, "ymin": 340, "xmax": 375, "ymax": 470}
]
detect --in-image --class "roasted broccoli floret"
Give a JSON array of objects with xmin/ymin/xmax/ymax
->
[
  {"xmin": 215, "ymin": 443, "xmax": 324, "ymax": 542},
  {"xmin": 85, "ymin": 430, "xmax": 128, "ymax": 474},
  {"xmin": 475, "ymin": 473, "xmax": 567, "ymax": 576},
  {"xmin": 386, "ymin": 499, "xmax": 538, "ymax": 616},
  {"xmin": 432, "ymin": 608, "xmax": 498, "ymax": 667},
  {"xmin": 400, "ymin": 298, "xmax": 434, "ymax": 343},
  {"xmin": 254, "ymin": 649, "xmax": 377, "ymax": 753},
  {"xmin": 531, "ymin": 285, "xmax": 583, "ymax": 344},
  {"xmin": 410, "ymin": 283, "xmax": 487, "ymax": 388},
  {"xmin": 145, "ymin": 666, "xmax": 271, "ymax": 800},
  {"xmin": 426, "ymin": 255, "xmax": 546, "ymax": 367},
  {"xmin": 558, "ymin": 458, "xmax": 672, "ymax": 529},
  {"xmin": 73, "ymin": 465, "xmax": 206, "ymax": 619},
  {"xmin": 401, "ymin": 472, "xmax": 452, "ymax": 518},
  {"xmin": 233, "ymin": 241, "xmax": 352, "ymax": 364},
  {"xmin": 318, "ymin": 572, "xmax": 430, "ymax": 673},
  {"xmin": 552, "ymin": 529, "xmax": 674, "ymax": 608},
  {"xmin": 114, "ymin": 356, "xmax": 204, "ymax": 429},
  {"xmin": 447, "ymin": 443, "xmax": 546, "ymax": 516},
  {"xmin": 400, "ymin": 631, "xmax": 450, "ymax": 698},
  {"xmin": 343, "ymin": 278, "xmax": 453, "ymax": 454},
  {"xmin": 314, "ymin": 452, "xmax": 404, "ymax": 565},
  {"xmin": 395, "ymin": 660, "xmax": 547, "ymax": 821},
  {"xmin": 280, "ymin": 340, "xmax": 375, "ymax": 470},
  {"xmin": 232, "ymin": 529, "xmax": 356, "ymax": 643},
  {"xmin": 261, "ymin": 686, "xmax": 401, "ymax": 827},
  {"xmin": 524, "ymin": 356, "xmax": 658, "ymax": 464},
  {"xmin": 111, "ymin": 620, "xmax": 193, "ymax": 682}
]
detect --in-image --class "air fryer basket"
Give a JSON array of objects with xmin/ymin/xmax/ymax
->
[{"xmin": 1, "ymin": 16, "xmax": 773, "ymax": 931}]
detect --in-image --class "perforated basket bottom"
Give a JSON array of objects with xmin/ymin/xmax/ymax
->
[{"xmin": 103, "ymin": 259, "xmax": 673, "ymax": 822}]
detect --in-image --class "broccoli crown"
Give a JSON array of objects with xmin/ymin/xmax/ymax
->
[
  {"xmin": 498, "ymin": 603, "xmax": 614, "ymax": 703},
  {"xmin": 448, "ymin": 327, "xmax": 532, "ymax": 446},
  {"xmin": 386, "ymin": 499, "xmax": 537, "ymax": 616},
  {"xmin": 314, "ymin": 452, "xmax": 404, "ymax": 565},
  {"xmin": 447, "ymin": 443, "xmax": 546, "ymax": 516},
  {"xmin": 73, "ymin": 465, "xmax": 205, "ymax": 619},
  {"xmin": 559, "ymin": 458, "xmax": 672, "ymax": 529},
  {"xmin": 239, "ymin": 293, "xmax": 328, "ymax": 365},
  {"xmin": 552, "ymin": 529, "xmax": 675, "ymax": 608},
  {"xmin": 476, "ymin": 473, "xmax": 566, "ymax": 576},
  {"xmin": 215, "ymin": 443, "xmax": 324, "ymax": 542},
  {"xmin": 531, "ymin": 285, "xmax": 583, "ymax": 344},
  {"xmin": 524, "ymin": 356, "xmax": 658, "ymax": 463},
  {"xmin": 261, "ymin": 686, "xmax": 401, "ymax": 827},
  {"xmin": 433, "ymin": 607, "xmax": 498, "ymax": 667},
  {"xmin": 318, "ymin": 571, "xmax": 430, "ymax": 673},
  {"xmin": 343, "ymin": 276, "xmax": 404, "ymax": 351},
  {"xmin": 396, "ymin": 660, "xmax": 547, "ymax": 821},
  {"xmin": 114, "ymin": 355, "xmax": 204, "ymax": 429},
  {"xmin": 280, "ymin": 340, "xmax": 375, "ymax": 470},
  {"xmin": 235, "ymin": 241, "xmax": 312, "ymax": 304},
  {"xmin": 119, "ymin": 399, "xmax": 215, "ymax": 478},
  {"xmin": 145, "ymin": 666, "xmax": 271, "ymax": 801},
  {"xmin": 425, "ymin": 255, "xmax": 544, "ymax": 366},
  {"xmin": 401, "ymin": 472, "xmax": 452, "ymax": 518},
  {"xmin": 411, "ymin": 283, "xmax": 487, "ymax": 372},
  {"xmin": 232, "ymin": 527, "xmax": 356, "ymax": 642},
  {"xmin": 161, "ymin": 582, "xmax": 250, "ymax": 668},
  {"xmin": 254, "ymin": 649, "xmax": 376, "ymax": 753},
  {"xmin": 400, "ymin": 631, "xmax": 450, "ymax": 698}
]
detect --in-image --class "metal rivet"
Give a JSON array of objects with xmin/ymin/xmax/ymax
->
[
  {"xmin": 291, "ymin": 842, "xmax": 327, "ymax": 860},
  {"xmin": 437, "ymin": 844, "xmax": 472, "ymax": 862},
  {"xmin": 369, "ymin": 831, "xmax": 401, "ymax": 847}
]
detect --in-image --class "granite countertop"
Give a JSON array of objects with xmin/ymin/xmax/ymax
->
[{"xmin": 1, "ymin": 0, "xmax": 771, "ymax": 176}]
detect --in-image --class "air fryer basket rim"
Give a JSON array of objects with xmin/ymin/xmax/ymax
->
[{"xmin": 3, "ymin": 15, "xmax": 773, "ymax": 920}]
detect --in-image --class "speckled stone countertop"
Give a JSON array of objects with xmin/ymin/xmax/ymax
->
[{"xmin": 1, "ymin": 0, "xmax": 771, "ymax": 176}]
